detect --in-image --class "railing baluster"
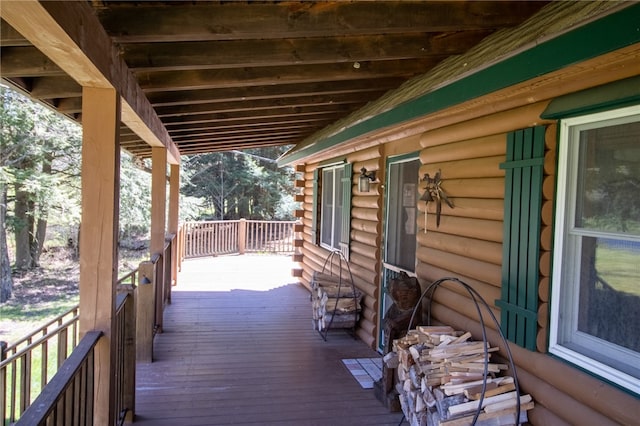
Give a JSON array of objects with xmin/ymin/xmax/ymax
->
[
  {"xmin": 182, "ymin": 219, "xmax": 296, "ymax": 258},
  {"xmin": 0, "ymin": 341, "xmax": 6, "ymax": 424}
]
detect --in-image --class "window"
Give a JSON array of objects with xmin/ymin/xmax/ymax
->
[
  {"xmin": 551, "ymin": 105, "xmax": 640, "ymax": 395},
  {"xmin": 384, "ymin": 156, "xmax": 420, "ymax": 272},
  {"xmin": 312, "ymin": 163, "xmax": 352, "ymax": 258},
  {"xmin": 320, "ymin": 165, "xmax": 344, "ymax": 250}
]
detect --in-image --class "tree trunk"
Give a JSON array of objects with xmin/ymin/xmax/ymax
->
[
  {"xmin": 0, "ymin": 182, "xmax": 13, "ymax": 303},
  {"xmin": 32, "ymin": 153, "xmax": 52, "ymax": 266},
  {"xmin": 14, "ymin": 182, "xmax": 33, "ymax": 270}
]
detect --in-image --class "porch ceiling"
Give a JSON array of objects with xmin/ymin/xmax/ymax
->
[{"xmin": 0, "ymin": 1, "xmax": 548, "ymax": 159}]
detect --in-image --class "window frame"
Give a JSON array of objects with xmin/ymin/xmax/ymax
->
[
  {"xmin": 550, "ymin": 104, "xmax": 640, "ymax": 395},
  {"xmin": 319, "ymin": 164, "xmax": 344, "ymax": 251},
  {"xmin": 312, "ymin": 161, "xmax": 352, "ymax": 259}
]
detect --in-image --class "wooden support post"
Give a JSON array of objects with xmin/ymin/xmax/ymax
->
[
  {"xmin": 168, "ymin": 164, "xmax": 180, "ymax": 288},
  {"xmin": 136, "ymin": 261, "xmax": 155, "ymax": 363},
  {"xmin": 238, "ymin": 218, "xmax": 247, "ymax": 254},
  {"xmin": 79, "ymin": 86, "xmax": 120, "ymax": 426},
  {"xmin": 123, "ymin": 285, "xmax": 137, "ymax": 422},
  {"xmin": 151, "ymin": 147, "xmax": 167, "ymax": 333}
]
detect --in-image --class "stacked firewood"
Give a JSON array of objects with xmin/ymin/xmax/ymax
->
[
  {"xmin": 311, "ymin": 271, "xmax": 362, "ymax": 331},
  {"xmin": 389, "ymin": 325, "xmax": 534, "ymax": 426}
]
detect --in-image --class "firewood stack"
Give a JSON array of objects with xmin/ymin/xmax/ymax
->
[
  {"xmin": 311, "ymin": 271, "xmax": 362, "ymax": 331},
  {"xmin": 389, "ymin": 325, "xmax": 534, "ymax": 425}
]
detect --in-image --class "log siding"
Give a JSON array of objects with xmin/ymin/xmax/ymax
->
[{"xmin": 290, "ymin": 5, "xmax": 640, "ymax": 423}]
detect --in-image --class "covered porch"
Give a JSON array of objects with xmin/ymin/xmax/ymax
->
[{"xmin": 133, "ymin": 254, "xmax": 400, "ymax": 425}]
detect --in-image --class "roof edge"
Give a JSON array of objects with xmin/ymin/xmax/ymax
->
[{"xmin": 278, "ymin": 2, "xmax": 640, "ymax": 166}]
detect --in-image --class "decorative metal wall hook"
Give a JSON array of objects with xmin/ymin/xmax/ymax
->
[
  {"xmin": 421, "ymin": 169, "xmax": 453, "ymax": 230},
  {"xmin": 358, "ymin": 167, "xmax": 376, "ymax": 192}
]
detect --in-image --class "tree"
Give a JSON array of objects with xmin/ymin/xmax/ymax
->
[
  {"xmin": 181, "ymin": 147, "xmax": 296, "ymax": 220},
  {"xmin": 119, "ymin": 153, "xmax": 152, "ymax": 241},
  {"xmin": 1, "ymin": 86, "xmax": 81, "ymax": 301}
]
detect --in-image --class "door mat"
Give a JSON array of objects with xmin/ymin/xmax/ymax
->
[{"xmin": 341, "ymin": 358, "xmax": 383, "ymax": 389}]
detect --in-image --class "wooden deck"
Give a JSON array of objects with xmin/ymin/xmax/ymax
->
[{"xmin": 134, "ymin": 255, "xmax": 403, "ymax": 425}]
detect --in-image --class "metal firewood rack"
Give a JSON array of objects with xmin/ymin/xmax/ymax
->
[
  {"xmin": 313, "ymin": 249, "xmax": 361, "ymax": 341},
  {"xmin": 406, "ymin": 277, "xmax": 523, "ymax": 425}
]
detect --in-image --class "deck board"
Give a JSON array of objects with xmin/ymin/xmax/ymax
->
[{"xmin": 133, "ymin": 255, "xmax": 402, "ymax": 425}]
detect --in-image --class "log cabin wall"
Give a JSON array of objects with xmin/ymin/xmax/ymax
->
[
  {"xmin": 414, "ymin": 107, "xmax": 638, "ymax": 424},
  {"xmin": 298, "ymin": 146, "xmax": 383, "ymax": 347},
  {"xmin": 287, "ymin": 5, "xmax": 640, "ymax": 420}
]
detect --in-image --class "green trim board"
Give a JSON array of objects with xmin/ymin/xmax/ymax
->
[
  {"xmin": 541, "ymin": 75, "xmax": 640, "ymax": 119},
  {"xmin": 496, "ymin": 126, "xmax": 545, "ymax": 351},
  {"xmin": 311, "ymin": 168, "xmax": 320, "ymax": 244},
  {"xmin": 278, "ymin": 4, "xmax": 640, "ymax": 166},
  {"xmin": 340, "ymin": 162, "xmax": 353, "ymax": 260}
]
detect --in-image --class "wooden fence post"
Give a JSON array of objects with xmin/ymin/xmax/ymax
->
[
  {"xmin": 136, "ymin": 261, "xmax": 155, "ymax": 363},
  {"xmin": 238, "ymin": 218, "xmax": 247, "ymax": 255}
]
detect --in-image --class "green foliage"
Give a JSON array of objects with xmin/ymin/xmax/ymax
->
[
  {"xmin": 119, "ymin": 153, "xmax": 151, "ymax": 238},
  {"xmin": 181, "ymin": 147, "xmax": 296, "ymax": 220}
]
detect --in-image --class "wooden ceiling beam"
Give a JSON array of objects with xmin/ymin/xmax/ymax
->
[
  {"xmin": 1, "ymin": 46, "xmax": 65, "ymax": 77},
  {"xmin": 29, "ymin": 76, "xmax": 82, "ymax": 98},
  {"xmin": 0, "ymin": 20, "xmax": 29, "ymax": 46},
  {"xmin": 170, "ymin": 124, "xmax": 320, "ymax": 140},
  {"xmin": 123, "ymin": 31, "xmax": 491, "ymax": 72},
  {"xmin": 123, "ymin": 127, "xmax": 310, "ymax": 145},
  {"xmin": 130, "ymin": 139, "xmax": 292, "ymax": 158},
  {"xmin": 136, "ymin": 59, "xmax": 438, "ymax": 92},
  {"xmin": 1, "ymin": 1, "xmax": 181, "ymax": 164},
  {"xmin": 154, "ymin": 92, "xmax": 377, "ymax": 117},
  {"xmin": 178, "ymin": 139, "xmax": 293, "ymax": 152},
  {"xmin": 172, "ymin": 130, "xmax": 309, "ymax": 145},
  {"xmin": 166, "ymin": 116, "xmax": 333, "ymax": 133},
  {"xmin": 96, "ymin": 2, "xmax": 546, "ymax": 42},
  {"xmin": 55, "ymin": 96, "xmax": 82, "ymax": 114},
  {"xmin": 146, "ymin": 78, "xmax": 402, "ymax": 107},
  {"xmin": 161, "ymin": 104, "xmax": 350, "ymax": 125}
]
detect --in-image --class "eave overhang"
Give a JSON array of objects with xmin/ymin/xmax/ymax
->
[{"xmin": 278, "ymin": 2, "xmax": 640, "ymax": 167}]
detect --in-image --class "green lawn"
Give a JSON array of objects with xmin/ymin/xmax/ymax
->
[{"xmin": 596, "ymin": 245, "xmax": 640, "ymax": 296}]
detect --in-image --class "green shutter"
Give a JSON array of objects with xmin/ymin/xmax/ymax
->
[
  {"xmin": 496, "ymin": 126, "xmax": 545, "ymax": 351},
  {"xmin": 311, "ymin": 168, "xmax": 320, "ymax": 244},
  {"xmin": 339, "ymin": 163, "xmax": 353, "ymax": 259}
]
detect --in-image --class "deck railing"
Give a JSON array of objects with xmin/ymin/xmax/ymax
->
[
  {"xmin": 1, "ymin": 306, "xmax": 79, "ymax": 425},
  {"xmin": 1, "ymin": 271, "xmax": 139, "ymax": 425},
  {"xmin": 180, "ymin": 219, "xmax": 296, "ymax": 259},
  {"xmin": 13, "ymin": 330, "xmax": 101, "ymax": 426}
]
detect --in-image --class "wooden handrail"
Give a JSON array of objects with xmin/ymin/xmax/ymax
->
[
  {"xmin": 15, "ymin": 331, "xmax": 103, "ymax": 426},
  {"xmin": 3, "ymin": 306, "xmax": 79, "ymax": 354},
  {"xmin": 182, "ymin": 219, "xmax": 296, "ymax": 259},
  {"xmin": 0, "ymin": 315, "xmax": 79, "ymax": 368},
  {"xmin": 1, "ymin": 269, "xmax": 139, "ymax": 424}
]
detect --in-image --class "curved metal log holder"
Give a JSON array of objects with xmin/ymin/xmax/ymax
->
[
  {"xmin": 318, "ymin": 249, "xmax": 360, "ymax": 341},
  {"xmin": 406, "ymin": 277, "xmax": 522, "ymax": 426}
]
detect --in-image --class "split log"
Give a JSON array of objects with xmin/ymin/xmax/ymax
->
[
  {"xmin": 350, "ymin": 229, "xmax": 379, "ymax": 247},
  {"xmin": 430, "ymin": 177, "xmax": 504, "ymax": 199},
  {"xmin": 351, "ymin": 194, "xmax": 380, "ymax": 209},
  {"xmin": 352, "ymin": 206, "xmax": 380, "ymax": 222},
  {"xmin": 350, "ymin": 218, "xmax": 378, "ymax": 234},
  {"xmin": 311, "ymin": 272, "xmax": 363, "ymax": 332},
  {"xmin": 347, "ymin": 145, "xmax": 382, "ymax": 163},
  {"xmin": 418, "ymin": 232, "xmax": 502, "ymax": 266},
  {"xmin": 429, "ymin": 303, "xmax": 640, "ymax": 426},
  {"xmin": 419, "ymin": 155, "xmax": 505, "ymax": 180},
  {"xmin": 393, "ymin": 326, "xmax": 534, "ymax": 425},
  {"xmin": 420, "ymin": 133, "xmax": 506, "ymax": 164},
  {"xmin": 417, "ymin": 247, "xmax": 502, "ymax": 288},
  {"xmin": 418, "ymin": 197, "xmax": 504, "ymax": 221},
  {"xmin": 416, "ymin": 215, "xmax": 503, "ymax": 244},
  {"xmin": 419, "ymin": 101, "xmax": 551, "ymax": 148}
]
